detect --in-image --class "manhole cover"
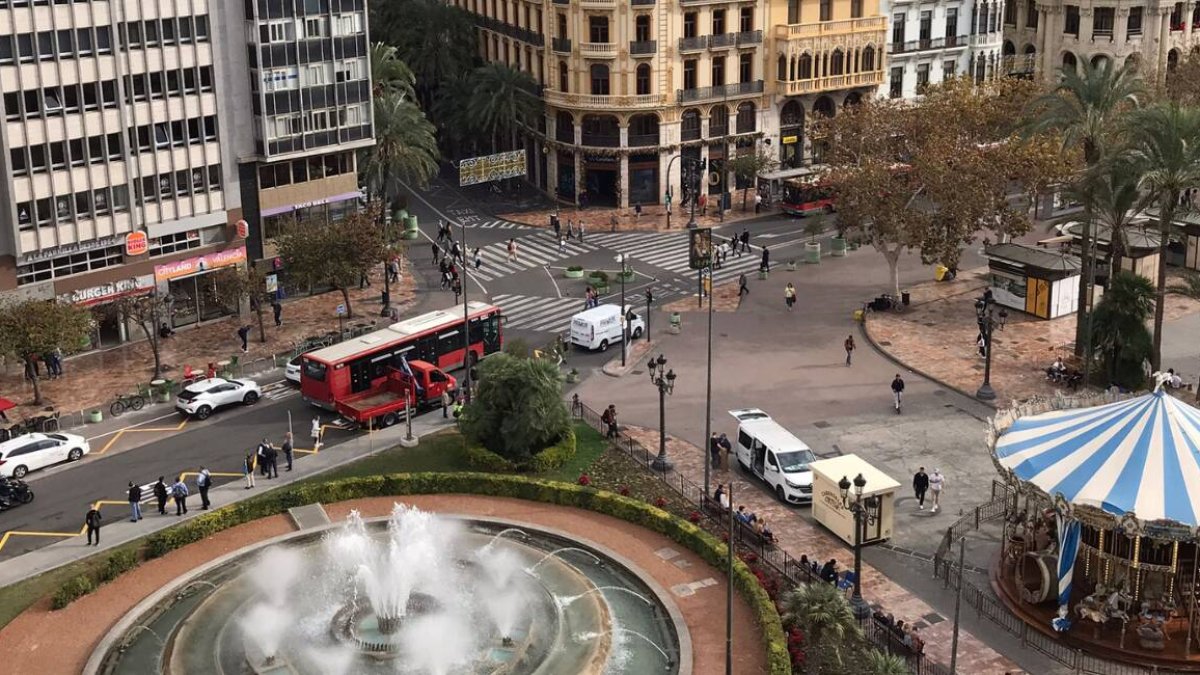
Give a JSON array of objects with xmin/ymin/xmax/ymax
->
[
  {"xmin": 656, "ymin": 547, "xmax": 680, "ymax": 561},
  {"xmin": 878, "ymin": 340, "xmax": 892, "ymax": 347},
  {"xmin": 1035, "ymin": 337, "xmax": 1048, "ymax": 342},
  {"xmin": 923, "ymin": 612, "xmax": 946, "ymax": 625},
  {"xmin": 933, "ymin": 389, "xmax": 947, "ymax": 396},
  {"xmin": 672, "ymin": 559, "xmax": 693, "ymax": 569},
  {"xmin": 671, "ymin": 584, "xmax": 696, "ymax": 598},
  {"xmin": 720, "ymin": 333, "xmax": 729, "ymax": 338},
  {"xmin": 813, "ymin": 420, "xmax": 831, "ymax": 429},
  {"xmin": 923, "ymin": 322, "xmax": 936, "ymax": 327}
]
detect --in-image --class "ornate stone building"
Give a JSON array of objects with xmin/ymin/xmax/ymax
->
[{"xmin": 881, "ymin": 0, "xmax": 1006, "ymax": 99}]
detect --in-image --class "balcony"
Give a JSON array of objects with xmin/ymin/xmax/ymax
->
[
  {"xmin": 580, "ymin": 133, "xmax": 620, "ymax": 147},
  {"xmin": 676, "ymin": 80, "xmax": 764, "ymax": 104},
  {"xmin": 631, "ymin": 0, "xmax": 655, "ymax": 4},
  {"xmin": 736, "ymin": 30, "xmax": 763, "ymax": 45},
  {"xmin": 580, "ymin": 42, "xmax": 617, "ymax": 58},
  {"xmin": 778, "ymin": 71, "xmax": 884, "ymax": 96},
  {"xmin": 889, "ymin": 36, "xmax": 970, "ymax": 54},
  {"xmin": 679, "ymin": 36, "xmax": 707, "ymax": 52},
  {"xmin": 552, "ymin": 37, "xmax": 572, "ymax": 53},
  {"xmin": 774, "ymin": 16, "xmax": 887, "ymax": 39},
  {"xmin": 627, "ymin": 133, "xmax": 660, "ymax": 147},
  {"xmin": 681, "ymin": 125, "xmax": 701, "ymax": 141},
  {"xmin": 581, "ymin": 0, "xmax": 616, "ymax": 6},
  {"xmin": 543, "ymin": 89, "xmax": 670, "ymax": 111},
  {"xmin": 710, "ymin": 33, "xmax": 736, "ymax": 48},
  {"xmin": 553, "ymin": 0, "xmax": 567, "ymax": 4},
  {"xmin": 630, "ymin": 40, "xmax": 657, "ymax": 55},
  {"xmin": 775, "ymin": 17, "xmax": 888, "ymax": 63}
]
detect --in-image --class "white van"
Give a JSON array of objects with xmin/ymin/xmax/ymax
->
[
  {"xmin": 727, "ymin": 408, "xmax": 816, "ymax": 504},
  {"xmin": 570, "ymin": 304, "xmax": 646, "ymax": 351}
]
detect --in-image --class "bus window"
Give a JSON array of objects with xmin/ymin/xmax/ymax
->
[
  {"xmin": 302, "ymin": 359, "xmax": 327, "ymax": 382},
  {"xmin": 438, "ymin": 329, "xmax": 461, "ymax": 358},
  {"xmin": 415, "ymin": 336, "xmax": 437, "ymax": 362},
  {"xmin": 482, "ymin": 314, "xmax": 501, "ymax": 353}
]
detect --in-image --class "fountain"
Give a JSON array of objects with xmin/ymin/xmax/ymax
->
[{"xmin": 95, "ymin": 505, "xmax": 684, "ymax": 675}]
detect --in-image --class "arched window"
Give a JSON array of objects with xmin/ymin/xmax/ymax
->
[
  {"xmin": 1090, "ymin": 54, "xmax": 1110, "ymax": 72},
  {"xmin": 559, "ymin": 62, "xmax": 569, "ymax": 92},
  {"xmin": 590, "ymin": 64, "xmax": 610, "ymax": 95},
  {"xmin": 798, "ymin": 53, "xmax": 813, "ymax": 79},
  {"xmin": 1002, "ymin": 40, "xmax": 1016, "ymax": 56},
  {"xmin": 636, "ymin": 64, "xmax": 651, "ymax": 95},
  {"xmin": 861, "ymin": 46, "xmax": 875, "ymax": 71},
  {"xmin": 628, "ymin": 114, "xmax": 659, "ymax": 147},
  {"xmin": 556, "ymin": 111, "xmax": 575, "ymax": 143},
  {"xmin": 681, "ymin": 108, "xmax": 701, "ymax": 141},
  {"xmin": 736, "ymin": 102, "xmax": 756, "ymax": 134},
  {"xmin": 813, "ymin": 96, "xmax": 835, "ymax": 118},
  {"xmin": 830, "ymin": 49, "xmax": 845, "ymax": 76},
  {"xmin": 709, "ymin": 105, "xmax": 729, "ymax": 136},
  {"xmin": 1062, "ymin": 51, "xmax": 1077, "ymax": 74},
  {"xmin": 780, "ymin": 100, "xmax": 804, "ymax": 128}
]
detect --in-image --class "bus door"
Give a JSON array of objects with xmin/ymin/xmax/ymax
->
[
  {"xmin": 349, "ymin": 357, "xmax": 373, "ymax": 393},
  {"xmin": 480, "ymin": 314, "xmax": 501, "ymax": 354}
]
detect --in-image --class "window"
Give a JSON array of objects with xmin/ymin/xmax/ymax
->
[
  {"xmin": 830, "ymin": 49, "xmax": 844, "ymax": 75},
  {"xmin": 636, "ymin": 64, "xmax": 651, "ymax": 95},
  {"xmin": 889, "ymin": 67, "xmax": 903, "ymax": 98},
  {"xmin": 88, "ymin": 136, "xmax": 103, "ymax": 163},
  {"xmin": 559, "ymin": 61, "xmax": 569, "ymax": 92},
  {"xmin": 684, "ymin": 12, "xmax": 697, "ymax": 39},
  {"xmin": 1026, "ymin": 0, "xmax": 1038, "ymax": 29},
  {"xmin": 919, "ymin": 10, "xmax": 932, "ymax": 42},
  {"xmin": 589, "ymin": 64, "xmax": 609, "ymax": 95},
  {"xmin": 36, "ymin": 31, "xmax": 53, "ymax": 60},
  {"xmin": 820, "ymin": 0, "xmax": 831, "ymax": 21},
  {"xmin": 9, "ymin": 149, "xmax": 26, "ymax": 175},
  {"xmin": 916, "ymin": 62, "xmax": 930, "ymax": 91},
  {"xmin": 1093, "ymin": 7, "xmax": 1114, "ymax": 37},
  {"xmin": 850, "ymin": 0, "xmax": 863, "ymax": 18},
  {"xmin": 0, "ymin": 36, "xmax": 12, "ymax": 64},
  {"xmin": 684, "ymin": 59, "xmax": 697, "ymax": 89},
  {"xmin": 740, "ymin": 7, "xmax": 753, "ymax": 31},
  {"xmin": 588, "ymin": 16, "xmax": 608, "ymax": 43},
  {"xmin": 862, "ymin": 45, "xmax": 876, "ymax": 70},
  {"xmin": 944, "ymin": 59, "xmax": 956, "ymax": 80},
  {"xmin": 1004, "ymin": 0, "xmax": 1017, "ymax": 25},
  {"xmin": 635, "ymin": 15, "xmax": 651, "ymax": 42},
  {"xmin": 17, "ymin": 34, "xmax": 33, "ymax": 62},
  {"xmin": 739, "ymin": 52, "xmax": 752, "ymax": 81},
  {"xmin": 892, "ymin": 14, "xmax": 905, "ymax": 44},
  {"xmin": 309, "ymin": 109, "xmax": 330, "ymax": 131},
  {"xmin": 305, "ymin": 17, "xmax": 326, "ymax": 38},
  {"xmin": 709, "ymin": 105, "xmax": 728, "ymax": 135},
  {"xmin": 1128, "ymin": 7, "xmax": 1143, "ymax": 35},
  {"xmin": 3, "ymin": 92, "xmax": 17, "ymax": 120},
  {"xmin": 947, "ymin": 8, "xmax": 959, "ymax": 39},
  {"xmin": 736, "ymin": 102, "xmax": 755, "ymax": 133},
  {"xmin": 144, "ymin": 20, "xmax": 159, "ymax": 45},
  {"xmin": 263, "ymin": 20, "xmax": 292, "ymax": 43},
  {"xmin": 1064, "ymin": 5, "xmax": 1079, "ymax": 35},
  {"xmin": 557, "ymin": 13, "xmax": 567, "ymax": 38},
  {"xmin": 788, "ymin": 0, "xmax": 799, "ymax": 24},
  {"xmin": 306, "ymin": 64, "xmax": 328, "ymax": 87},
  {"xmin": 712, "ymin": 9, "xmax": 725, "ymax": 34},
  {"xmin": 711, "ymin": 55, "xmax": 725, "ymax": 86}
]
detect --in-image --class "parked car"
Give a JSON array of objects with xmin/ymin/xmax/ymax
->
[
  {"xmin": 176, "ymin": 377, "xmax": 262, "ymax": 419},
  {"xmin": 285, "ymin": 354, "xmax": 304, "ymax": 384},
  {"xmin": 727, "ymin": 408, "xmax": 816, "ymax": 504},
  {"xmin": 0, "ymin": 432, "xmax": 90, "ymax": 479}
]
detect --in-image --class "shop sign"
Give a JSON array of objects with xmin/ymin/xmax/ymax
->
[
  {"xmin": 22, "ymin": 236, "xmax": 120, "ymax": 263},
  {"xmin": 584, "ymin": 155, "xmax": 618, "ymax": 164},
  {"xmin": 154, "ymin": 246, "xmax": 247, "ymax": 282},
  {"xmin": 125, "ymin": 231, "xmax": 148, "ymax": 256},
  {"xmin": 235, "ymin": 220, "xmax": 249, "ymax": 239},
  {"xmin": 57, "ymin": 275, "xmax": 154, "ymax": 306},
  {"xmin": 265, "ymin": 274, "xmax": 278, "ymax": 294},
  {"xmin": 782, "ymin": 136, "xmax": 799, "ymax": 145}
]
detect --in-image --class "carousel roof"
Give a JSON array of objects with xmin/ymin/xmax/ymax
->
[{"xmin": 995, "ymin": 390, "xmax": 1200, "ymax": 526}]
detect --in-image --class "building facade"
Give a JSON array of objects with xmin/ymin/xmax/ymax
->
[
  {"xmin": 457, "ymin": 0, "xmax": 886, "ymax": 209},
  {"xmin": 0, "ymin": 0, "xmax": 373, "ymax": 349},
  {"xmin": 882, "ymin": 0, "xmax": 1005, "ymax": 99},
  {"xmin": 1002, "ymin": 0, "xmax": 1200, "ymax": 80}
]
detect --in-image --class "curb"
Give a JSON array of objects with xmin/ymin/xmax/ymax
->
[
  {"xmin": 858, "ymin": 314, "xmax": 998, "ymax": 410},
  {"xmin": 601, "ymin": 339, "xmax": 657, "ymax": 377}
]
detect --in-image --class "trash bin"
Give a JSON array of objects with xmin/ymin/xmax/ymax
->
[{"xmin": 901, "ymin": 291, "xmax": 911, "ymax": 306}]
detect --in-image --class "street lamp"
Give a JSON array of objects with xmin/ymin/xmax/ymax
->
[
  {"xmin": 665, "ymin": 155, "xmax": 704, "ymax": 230},
  {"xmin": 617, "ymin": 253, "xmax": 628, "ymax": 367},
  {"xmin": 644, "ymin": 288, "xmax": 653, "ymax": 343},
  {"xmin": 974, "ymin": 296, "xmax": 999, "ymax": 401},
  {"xmin": 838, "ymin": 473, "xmax": 877, "ymax": 621},
  {"xmin": 648, "ymin": 354, "xmax": 676, "ymax": 472}
]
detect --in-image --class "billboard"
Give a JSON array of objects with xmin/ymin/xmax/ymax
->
[
  {"xmin": 459, "ymin": 150, "xmax": 527, "ymax": 187},
  {"xmin": 689, "ymin": 228, "xmax": 712, "ymax": 270}
]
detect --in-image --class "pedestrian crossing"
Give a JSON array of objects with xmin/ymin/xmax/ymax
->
[
  {"xmin": 493, "ymin": 289, "xmax": 687, "ymax": 334},
  {"xmin": 585, "ymin": 231, "xmax": 768, "ymax": 285},
  {"xmin": 464, "ymin": 235, "xmax": 599, "ymax": 282},
  {"xmin": 260, "ymin": 380, "xmax": 297, "ymax": 402},
  {"xmin": 473, "ymin": 219, "xmax": 531, "ymax": 230}
]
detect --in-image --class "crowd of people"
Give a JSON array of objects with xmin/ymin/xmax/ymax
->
[
  {"xmin": 711, "ymin": 483, "xmax": 779, "ymax": 545},
  {"xmin": 872, "ymin": 610, "xmax": 927, "ymax": 655}
]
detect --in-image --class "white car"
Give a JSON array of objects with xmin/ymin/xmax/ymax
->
[
  {"xmin": 176, "ymin": 377, "xmax": 262, "ymax": 419},
  {"xmin": 0, "ymin": 432, "xmax": 90, "ymax": 479},
  {"xmin": 285, "ymin": 354, "xmax": 303, "ymax": 384}
]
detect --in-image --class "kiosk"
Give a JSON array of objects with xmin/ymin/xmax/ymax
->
[
  {"xmin": 984, "ymin": 243, "xmax": 1081, "ymax": 320},
  {"xmin": 809, "ymin": 454, "xmax": 899, "ymax": 547}
]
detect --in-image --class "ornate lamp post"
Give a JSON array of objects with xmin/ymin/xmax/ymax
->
[
  {"xmin": 975, "ymin": 296, "xmax": 998, "ymax": 401},
  {"xmin": 617, "ymin": 253, "xmax": 628, "ymax": 366},
  {"xmin": 648, "ymin": 354, "xmax": 676, "ymax": 471},
  {"xmin": 838, "ymin": 473, "xmax": 878, "ymax": 621}
]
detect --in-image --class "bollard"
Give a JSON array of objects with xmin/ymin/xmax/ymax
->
[{"xmin": 669, "ymin": 312, "xmax": 682, "ymax": 334}]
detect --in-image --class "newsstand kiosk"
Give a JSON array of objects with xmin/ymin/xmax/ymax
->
[{"xmin": 809, "ymin": 454, "xmax": 900, "ymax": 546}]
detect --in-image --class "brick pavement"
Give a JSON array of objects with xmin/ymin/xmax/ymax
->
[
  {"xmin": 0, "ymin": 265, "xmax": 416, "ymax": 420},
  {"xmin": 500, "ymin": 202, "xmax": 773, "ymax": 233},
  {"xmin": 866, "ymin": 267, "xmax": 1200, "ymax": 405},
  {"xmin": 622, "ymin": 425, "xmax": 1023, "ymax": 675},
  {"xmin": 661, "ymin": 280, "xmax": 744, "ymax": 314}
]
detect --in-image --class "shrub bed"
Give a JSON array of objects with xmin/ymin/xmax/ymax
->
[
  {"xmin": 53, "ymin": 473, "xmax": 788, "ymax": 674},
  {"xmin": 464, "ymin": 428, "xmax": 577, "ymax": 474}
]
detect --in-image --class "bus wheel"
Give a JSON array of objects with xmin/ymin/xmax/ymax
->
[{"xmin": 382, "ymin": 413, "xmax": 398, "ymax": 428}]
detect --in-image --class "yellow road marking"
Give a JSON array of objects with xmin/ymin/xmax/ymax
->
[{"xmin": 94, "ymin": 418, "xmax": 189, "ymax": 456}]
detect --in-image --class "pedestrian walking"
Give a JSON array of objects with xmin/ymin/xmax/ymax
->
[
  {"xmin": 451, "ymin": 241, "xmax": 462, "ymax": 264},
  {"xmin": 718, "ymin": 433, "xmax": 732, "ymax": 466},
  {"xmin": 552, "ymin": 214, "xmax": 561, "ymax": 239},
  {"xmin": 601, "ymin": 404, "xmax": 618, "ymax": 439},
  {"xmin": 473, "ymin": 248, "xmax": 482, "ymax": 270},
  {"xmin": 85, "ymin": 506, "xmax": 102, "ymax": 545},
  {"xmin": 709, "ymin": 433, "xmax": 723, "ymax": 470},
  {"xmin": 844, "ymin": 335, "xmax": 855, "ymax": 366},
  {"xmin": 785, "ymin": 282, "xmax": 796, "ymax": 311},
  {"xmin": 127, "ymin": 481, "xmax": 143, "ymax": 522},
  {"xmin": 172, "ymin": 476, "xmax": 189, "ymax": 515},
  {"xmin": 237, "ymin": 325, "xmax": 251, "ymax": 353},
  {"xmin": 282, "ymin": 432, "xmax": 294, "ymax": 471},
  {"xmin": 264, "ymin": 443, "xmax": 279, "ymax": 478},
  {"xmin": 506, "ymin": 238, "xmax": 518, "ymax": 263},
  {"xmin": 912, "ymin": 467, "xmax": 930, "ymax": 510},
  {"xmin": 431, "ymin": 241, "xmax": 441, "ymax": 264},
  {"xmin": 977, "ymin": 332, "xmax": 987, "ymax": 358},
  {"xmin": 740, "ymin": 229, "xmax": 750, "ymax": 254},
  {"xmin": 609, "ymin": 214, "xmax": 619, "ymax": 232},
  {"xmin": 698, "ymin": 193, "xmax": 708, "ymax": 215},
  {"xmin": 738, "ymin": 273, "xmax": 749, "ymax": 298},
  {"xmin": 634, "ymin": 203, "xmax": 642, "ymax": 221},
  {"xmin": 154, "ymin": 476, "xmax": 168, "ymax": 514},
  {"xmin": 566, "ymin": 219, "xmax": 575, "ymax": 240},
  {"xmin": 452, "ymin": 277, "xmax": 462, "ymax": 304},
  {"xmin": 272, "ymin": 300, "xmax": 283, "ymax": 327},
  {"xmin": 929, "ymin": 469, "xmax": 945, "ymax": 513},
  {"xmin": 197, "ymin": 466, "xmax": 212, "ymax": 509},
  {"xmin": 891, "ymin": 373, "xmax": 905, "ymax": 413},
  {"xmin": 358, "ymin": 269, "xmax": 371, "ymax": 289},
  {"xmin": 243, "ymin": 453, "xmax": 256, "ymax": 489},
  {"xmin": 754, "ymin": 192, "xmax": 762, "ymax": 214},
  {"xmin": 760, "ymin": 246, "xmax": 770, "ymax": 272},
  {"xmin": 441, "ymin": 389, "xmax": 452, "ymax": 418},
  {"xmin": 578, "ymin": 220, "xmax": 586, "ymax": 243},
  {"xmin": 312, "ymin": 417, "xmax": 322, "ymax": 450},
  {"xmin": 558, "ymin": 237, "xmax": 567, "ymax": 254}
]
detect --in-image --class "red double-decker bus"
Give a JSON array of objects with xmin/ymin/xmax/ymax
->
[{"xmin": 300, "ymin": 301, "xmax": 503, "ymax": 410}]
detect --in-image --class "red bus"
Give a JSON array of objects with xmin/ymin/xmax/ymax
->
[
  {"xmin": 780, "ymin": 179, "xmax": 835, "ymax": 216},
  {"xmin": 300, "ymin": 301, "xmax": 503, "ymax": 410}
]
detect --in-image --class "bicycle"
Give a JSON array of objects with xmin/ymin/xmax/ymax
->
[{"xmin": 110, "ymin": 392, "xmax": 146, "ymax": 417}]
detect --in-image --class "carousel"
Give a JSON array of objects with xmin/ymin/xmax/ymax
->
[{"xmin": 990, "ymin": 377, "xmax": 1200, "ymax": 668}]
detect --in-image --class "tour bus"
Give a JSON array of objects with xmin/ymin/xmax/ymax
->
[{"xmin": 300, "ymin": 301, "xmax": 503, "ymax": 410}]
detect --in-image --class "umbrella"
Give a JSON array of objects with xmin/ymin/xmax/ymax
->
[{"xmin": 0, "ymin": 397, "xmax": 14, "ymax": 413}]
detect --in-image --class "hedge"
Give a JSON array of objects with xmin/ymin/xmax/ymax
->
[
  {"xmin": 464, "ymin": 428, "xmax": 577, "ymax": 474},
  {"xmin": 51, "ymin": 574, "xmax": 96, "ymax": 610},
  {"xmin": 62, "ymin": 474, "xmax": 790, "ymax": 674}
]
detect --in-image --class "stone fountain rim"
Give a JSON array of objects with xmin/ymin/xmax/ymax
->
[{"xmin": 84, "ymin": 511, "xmax": 693, "ymax": 675}]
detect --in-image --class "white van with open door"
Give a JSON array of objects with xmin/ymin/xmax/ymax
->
[
  {"xmin": 569, "ymin": 304, "xmax": 645, "ymax": 351},
  {"xmin": 727, "ymin": 408, "xmax": 816, "ymax": 504}
]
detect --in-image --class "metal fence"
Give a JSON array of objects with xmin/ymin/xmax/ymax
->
[
  {"xmin": 575, "ymin": 401, "xmax": 951, "ymax": 675},
  {"xmin": 933, "ymin": 481, "xmax": 1012, "ymax": 569}
]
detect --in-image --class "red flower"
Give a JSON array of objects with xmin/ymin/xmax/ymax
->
[
  {"xmin": 577, "ymin": 473, "xmax": 591, "ymax": 486},
  {"xmin": 688, "ymin": 511, "xmax": 702, "ymax": 523},
  {"xmin": 654, "ymin": 496, "xmax": 669, "ymax": 508},
  {"xmin": 619, "ymin": 485, "xmax": 631, "ymax": 496},
  {"xmin": 740, "ymin": 551, "xmax": 759, "ymax": 564}
]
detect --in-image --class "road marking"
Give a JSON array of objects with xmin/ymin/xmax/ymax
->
[
  {"xmin": 94, "ymin": 417, "xmax": 189, "ymax": 456},
  {"xmin": 399, "ymin": 179, "xmax": 489, "ymax": 296},
  {"xmin": 543, "ymin": 266, "xmax": 563, "ymax": 299}
]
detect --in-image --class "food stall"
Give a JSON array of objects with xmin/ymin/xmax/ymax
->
[
  {"xmin": 809, "ymin": 454, "xmax": 900, "ymax": 547},
  {"xmin": 984, "ymin": 243, "xmax": 1081, "ymax": 320}
]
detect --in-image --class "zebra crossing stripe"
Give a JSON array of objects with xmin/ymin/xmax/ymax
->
[
  {"xmin": 493, "ymin": 290, "xmax": 690, "ymax": 334},
  {"xmin": 470, "ymin": 236, "xmax": 597, "ymax": 282}
]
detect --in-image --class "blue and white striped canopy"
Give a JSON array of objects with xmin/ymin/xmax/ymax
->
[{"xmin": 995, "ymin": 391, "xmax": 1200, "ymax": 526}]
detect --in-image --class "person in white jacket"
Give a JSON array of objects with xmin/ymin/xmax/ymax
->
[{"xmin": 929, "ymin": 469, "xmax": 945, "ymax": 513}]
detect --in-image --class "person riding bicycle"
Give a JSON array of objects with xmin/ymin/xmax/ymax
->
[{"xmin": 891, "ymin": 374, "xmax": 906, "ymax": 412}]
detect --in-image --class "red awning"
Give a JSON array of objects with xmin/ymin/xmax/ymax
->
[{"xmin": 0, "ymin": 397, "xmax": 15, "ymax": 412}]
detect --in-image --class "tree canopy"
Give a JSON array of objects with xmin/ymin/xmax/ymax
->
[
  {"xmin": 275, "ymin": 206, "xmax": 387, "ymax": 318},
  {"xmin": 459, "ymin": 353, "xmax": 570, "ymax": 462},
  {"xmin": 0, "ymin": 300, "xmax": 93, "ymax": 403}
]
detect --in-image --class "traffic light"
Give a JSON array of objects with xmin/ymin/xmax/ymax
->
[{"xmin": 645, "ymin": 289, "xmax": 654, "ymax": 305}]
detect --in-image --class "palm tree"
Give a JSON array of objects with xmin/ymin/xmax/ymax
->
[
  {"xmin": 1023, "ymin": 59, "xmax": 1143, "ymax": 358},
  {"xmin": 1125, "ymin": 103, "xmax": 1200, "ymax": 370},
  {"xmin": 369, "ymin": 42, "xmax": 416, "ymax": 101},
  {"xmin": 1091, "ymin": 271, "xmax": 1155, "ymax": 389},
  {"xmin": 466, "ymin": 63, "xmax": 542, "ymax": 154},
  {"xmin": 432, "ymin": 75, "xmax": 481, "ymax": 160},
  {"xmin": 864, "ymin": 649, "xmax": 911, "ymax": 675},
  {"xmin": 375, "ymin": 0, "xmax": 478, "ymax": 111},
  {"xmin": 361, "ymin": 94, "xmax": 440, "ymax": 198},
  {"xmin": 1064, "ymin": 148, "xmax": 1147, "ymax": 274},
  {"xmin": 779, "ymin": 582, "xmax": 861, "ymax": 673}
]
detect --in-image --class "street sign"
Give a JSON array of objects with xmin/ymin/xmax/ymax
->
[
  {"xmin": 335, "ymin": 304, "xmax": 346, "ymax": 316},
  {"xmin": 458, "ymin": 150, "xmax": 527, "ymax": 186},
  {"xmin": 689, "ymin": 228, "xmax": 712, "ymax": 270}
]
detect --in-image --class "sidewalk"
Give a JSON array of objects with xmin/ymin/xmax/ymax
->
[
  {"xmin": 0, "ymin": 412, "xmax": 454, "ymax": 589},
  {"xmin": 499, "ymin": 202, "xmax": 777, "ymax": 233},
  {"xmin": 864, "ymin": 267, "xmax": 1200, "ymax": 405},
  {"xmin": 621, "ymin": 425, "xmax": 1020, "ymax": 674},
  {"xmin": 0, "ymin": 265, "xmax": 416, "ymax": 424}
]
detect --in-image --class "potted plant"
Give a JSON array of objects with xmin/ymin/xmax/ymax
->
[
  {"xmin": 803, "ymin": 220, "xmax": 823, "ymax": 264},
  {"xmin": 830, "ymin": 213, "xmax": 848, "ymax": 257},
  {"xmin": 786, "ymin": 260, "xmax": 797, "ymax": 272},
  {"xmin": 588, "ymin": 270, "xmax": 609, "ymax": 293},
  {"xmin": 564, "ymin": 265, "xmax": 585, "ymax": 279},
  {"xmin": 618, "ymin": 263, "xmax": 635, "ymax": 282},
  {"xmin": 87, "ymin": 409, "xmax": 103, "ymax": 423},
  {"xmin": 566, "ymin": 368, "xmax": 579, "ymax": 383}
]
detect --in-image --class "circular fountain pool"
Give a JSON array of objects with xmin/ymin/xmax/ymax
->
[{"xmin": 91, "ymin": 505, "xmax": 685, "ymax": 675}]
